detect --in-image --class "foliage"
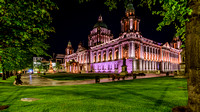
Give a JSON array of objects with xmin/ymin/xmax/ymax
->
[
  {"xmin": 140, "ymin": 0, "xmax": 191, "ymax": 48},
  {"xmin": 0, "ymin": 0, "xmax": 58, "ymax": 72}
]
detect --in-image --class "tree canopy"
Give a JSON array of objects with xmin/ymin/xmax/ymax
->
[{"xmin": 0, "ymin": 0, "xmax": 58, "ymax": 72}]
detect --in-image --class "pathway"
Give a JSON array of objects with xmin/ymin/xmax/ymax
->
[{"xmin": 20, "ymin": 73, "xmax": 174, "ymax": 86}]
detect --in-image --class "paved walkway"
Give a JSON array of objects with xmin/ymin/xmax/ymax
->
[{"xmin": 20, "ymin": 73, "xmax": 174, "ymax": 86}]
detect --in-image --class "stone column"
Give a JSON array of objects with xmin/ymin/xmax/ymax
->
[
  {"xmin": 106, "ymin": 49, "xmax": 109, "ymax": 61},
  {"xmin": 156, "ymin": 48, "xmax": 159, "ymax": 61},
  {"xmin": 119, "ymin": 45, "xmax": 122, "ymax": 59},
  {"xmin": 152, "ymin": 48, "xmax": 154, "ymax": 61},
  {"xmin": 118, "ymin": 45, "xmax": 120, "ymax": 59},
  {"xmin": 146, "ymin": 46, "xmax": 148, "ymax": 60},
  {"xmin": 83, "ymin": 54, "xmax": 85, "ymax": 63},
  {"xmin": 133, "ymin": 59, "xmax": 136, "ymax": 71},
  {"xmin": 146, "ymin": 61, "xmax": 148, "ymax": 71},
  {"xmin": 133, "ymin": 42, "xmax": 135, "ymax": 58},
  {"xmin": 169, "ymin": 52, "xmax": 172, "ymax": 63},
  {"xmin": 101, "ymin": 50, "xmax": 103, "ymax": 62},
  {"xmin": 85, "ymin": 54, "xmax": 87, "ymax": 63},
  {"xmin": 129, "ymin": 42, "xmax": 132, "ymax": 58},
  {"xmin": 161, "ymin": 62, "xmax": 164, "ymax": 72},
  {"xmin": 149, "ymin": 61, "xmax": 151, "ymax": 71},
  {"xmin": 139, "ymin": 60, "xmax": 143, "ymax": 71},
  {"xmin": 139, "ymin": 43, "xmax": 143, "ymax": 71},
  {"xmin": 162, "ymin": 50, "xmax": 164, "ymax": 61},
  {"xmin": 149, "ymin": 47, "xmax": 151, "ymax": 60},
  {"xmin": 121, "ymin": 44, "xmax": 123, "ymax": 59},
  {"xmin": 151, "ymin": 47, "xmax": 153, "ymax": 61},
  {"xmin": 143, "ymin": 60, "xmax": 145, "ymax": 71},
  {"xmin": 90, "ymin": 51, "xmax": 93, "ymax": 63},
  {"xmin": 112, "ymin": 48, "xmax": 115, "ymax": 60},
  {"xmin": 140, "ymin": 44, "xmax": 144, "ymax": 59}
]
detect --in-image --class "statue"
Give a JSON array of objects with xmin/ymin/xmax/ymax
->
[
  {"xmin": 120, "ymin": 58, "xmax": 128, "ymax": 75},
  {"xmin": 123, "ymin": 57, "xmax": 126, "ymax": 65},
  {"xmin": 48, "ymin": 60, "xmax": 54, "ymax": 73}
]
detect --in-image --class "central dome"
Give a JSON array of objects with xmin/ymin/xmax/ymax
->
[
  {"xmin": 93, "ymin": 15, "xmax": 108, "ymax": 28},
  {"xmin": 93, "ymin": 21, "xmax": 108, "ymax": 28},
  {"xmin": 126, "ymin": 2, "xmax": 135, "ymax": 12}
]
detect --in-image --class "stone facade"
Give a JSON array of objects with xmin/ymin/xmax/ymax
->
[{"xmin": 64, "ymin": 2, "xmax": 182, "ymax": 73}]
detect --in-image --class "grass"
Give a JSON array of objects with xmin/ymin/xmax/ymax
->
[
  {"xmin": 39, "ymin": 73, "xmax": 111, "ymax": 80},
  {"xmin": 0, "ymin": 76, "xmax": 187, "ymax": 112}
]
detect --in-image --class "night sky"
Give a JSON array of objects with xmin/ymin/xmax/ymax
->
[{"xmin": 47, "ymin": 0, "xmax": 176, "ymax": 56}]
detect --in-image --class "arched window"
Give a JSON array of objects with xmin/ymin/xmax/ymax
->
[
  {"xmin": 98, "ymin": 53, "xmax": 101, "ymax": 62},
  {"xmin": 147, "ymin": 47, "xmax": 149, "ymax": 60},
  {"xmin": 144, "ymin": 46, "xmax": 146, "ymax": 60},
  {"xmin": 94, "ymin": 54, "xmax": 96, "ymax": 63},
  {"xmin": 153, "ymin": 49, "xmax": 156, "ymax": 61},
  {"xmin": 123, "ymin": 44, "xmax": 129, "ymax": 59},
  {"xmin": 135, "ymin": 44, "xmax": 139, "ymax": 59},
  {"xmin": 115, "ymin": 49, "xmax": 119, "ymax": 60}
]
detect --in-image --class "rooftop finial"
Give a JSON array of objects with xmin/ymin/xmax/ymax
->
[
  {"xmin": 67, "ymin": 40, "xmax": 72, "ymax": 47},
  {"xmin": 98, "ymin": 14, "xmax": 103, "ymax": 22}
]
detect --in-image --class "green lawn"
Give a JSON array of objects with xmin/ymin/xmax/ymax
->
[
  {"xmin": 39, "ymin": 73, "xmax": 111, "ymax": 80},
  {"xmin": 0, "ymin": 76, "xmax": 187, "ymax": 112}
]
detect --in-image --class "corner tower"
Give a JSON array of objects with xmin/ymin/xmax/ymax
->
[
  {"xmin": 121, "ymin": 2, "xmax": 140, "ymax": 33},
  {"xmin": 170, "ymin": 37, "xmax": 182, "ymax": 49},
  {"xmin": 88, "ymin": 15, "xmax": 113, "ymax": 47},
  {"xmin": 66, "ymin": 41, "xmax": 74, "ymax": 55}
]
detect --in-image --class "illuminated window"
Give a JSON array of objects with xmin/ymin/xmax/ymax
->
[
  {"xmin": 98, "ymin": 53, "xmax": 101, "ymax": 62},
  {"xmin": 123, "ymin": 44, "xmax": 129, "ymax": 59},
  {"xmin": 144, "ymin": 46, "xmax": 146, "ymax": 60},
  {"xmin": 115, "ymin": 49, "xmax": 119, "ymax": 60},
  {"xmin": 125, "ymin": 21, "xmax": 127, "ymax": 31},
  {"xmin": 109, "ymin": 51, "xmax": 112, "ymax": 61},
  {"xmin": 94, "ymin": 54, "xmax": 96, "ymax": 63},
  {"xmin": 103, "ymin": 52, "xmax": 106, "ymax": 61},
  {"xmin": 130, "ymin": 19, "xmax": 133, "ymax": 30},
  {"xmin": 135, "ymin": 44, "xmax": 139, "ymax": 59}
]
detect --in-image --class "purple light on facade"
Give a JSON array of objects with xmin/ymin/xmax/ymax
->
[{"xmin": 91, "ymin": 59, "xmax": 132, "ymax": 74}]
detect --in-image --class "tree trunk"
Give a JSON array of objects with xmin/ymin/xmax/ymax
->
[
  {"xmin": 2, "ymin": 69, "xmax": 6, "ymax": 80},
  {"xmin": 10, "ymin": 71, "xmax": 13, "ymax": 76},
  {"xmin": 186, "ymin": 0, "xmax": 200, "ymax": 111},
  {"xmin": 6, "ymin": 71, "xmax": 10, "ymax": 78}
]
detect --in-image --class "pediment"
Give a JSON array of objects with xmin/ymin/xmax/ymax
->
[{"xmin": 163, "ymin": 42, "xmax": 170, "ymax": 48}]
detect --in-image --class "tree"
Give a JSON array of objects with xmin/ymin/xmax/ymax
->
[
  {"xmin": 0, "ymin": 0, "xmax": 58, "ymax": 79},
  {"xmin": 80, "ymin": 0, "xmax": 199, "ymax": 111}
]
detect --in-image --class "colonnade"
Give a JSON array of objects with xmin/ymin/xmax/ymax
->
[{"xmin": 90, "ymin": 41, "xmax": 180, "ymax": 72}]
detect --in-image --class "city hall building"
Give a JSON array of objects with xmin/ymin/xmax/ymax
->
[{"xmin": 64, "ymin": 2, "xmax": 182, "ymax": 73}]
